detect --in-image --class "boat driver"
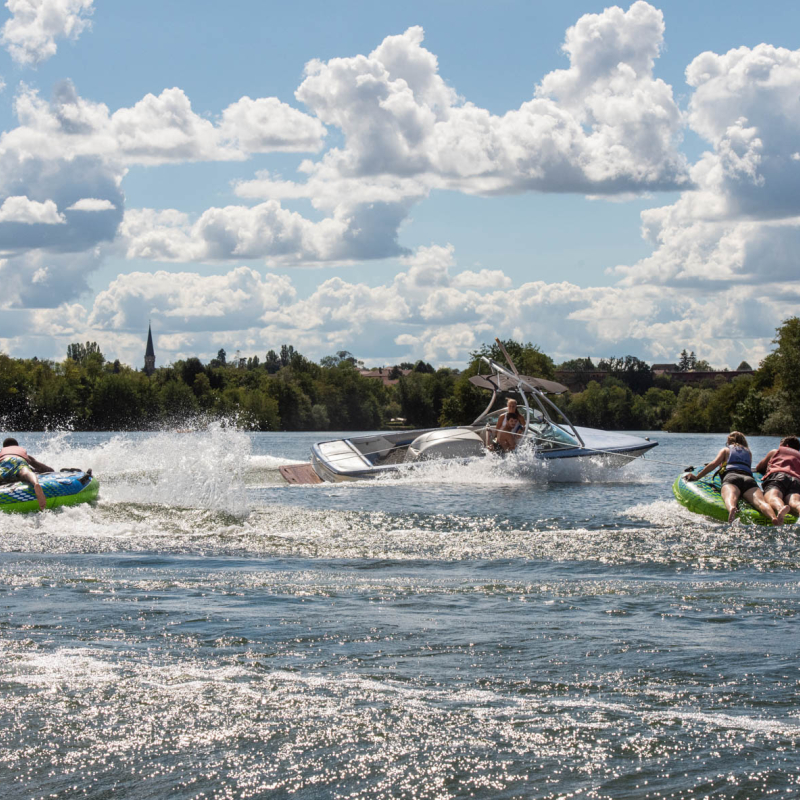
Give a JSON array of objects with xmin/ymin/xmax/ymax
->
[
  {"xmin": 0, "ymin": 437, "xmax": 54, "ymax": 511},
  {"xmin": 495, "ymin": 399, "xmax": 526, "ymax": 452}
]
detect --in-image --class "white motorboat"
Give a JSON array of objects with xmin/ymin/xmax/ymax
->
[{"xmin": 283, "ymin": 343, "xmax": 657, "ymax": 484}]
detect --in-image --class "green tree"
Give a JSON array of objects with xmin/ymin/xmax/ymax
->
[
  {"xmin": 412, "ymin": 360, "xmax": 435, "ymax": 374},
  {"xmin": 240, "ymin": 390, "xmax": 280, "ymax": 430},
  {"xmin": 208, "ymin": 348, "xmax": 227, "ymax": 368},
  {"xmin": 439, "ymin": 373, "xmax": 490, "ymax": 426},
  {"xmin": 311, "ymin": 403, "xmax": 331, "ymax": 430},
  {"xmin": 89, "ymin": 374, "xmax": 143, "ymax": 429},
  {"xmin": 279, "ymin": 344, "xmax": 296, "ymax": 367},
  {"xmin": 472, "ymin": 340, "xmax": 555, "ymax": 379},
  {"xmin": 557, "ymin": 357, "xmax": 595, "ymax": 371},
  {"xmin": 160, "ymin": 380, "xmax": 199, "ymax": 422},
  {"xmin": 771, "ymin": 317, "xmax": 800, "ymax": 428},
  {"xmin": 264, "ymin": 350, "xmax": 281, "ymax": 374},
  {"xmin": 663, "ymin": 386, "xmax": 718, "ymax": 432},
  {"xmin": 630, "ymin": 387, "xmax": 678, "ymax": 429},
  {"xmin": 731, "ymin": 386, "xmax": 767, "ymax": 434},
  {"xmin": 178, "ymin": 357, "xmax": 206, "ymax": 387},
  {"xmin": 597, "ymin": 356, "xmax": 653, "ymax": 394},
  {"xmin": 67, "ymin": 341, "xmax": 104, "ymax": 365}
]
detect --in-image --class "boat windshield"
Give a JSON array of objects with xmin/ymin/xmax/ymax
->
[
  {"xmin": 528, "ymin": 419, "xmax": 579, "ymax": 450},
  {"xmin": 480, "ymin": 407, "xmax": 544, "ymax": 428}
]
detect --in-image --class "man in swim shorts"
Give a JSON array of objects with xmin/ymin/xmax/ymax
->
[
  {"xmin": 755, "ymin": 436, "xmax": 800, "ymax": 521},
  {"xmin": 0, "ymin": 437, "xmax": 55, "ymax": 512},
  {"xmin": 495, "ymin": 398, "xmax": 526, "ymax": 452}
]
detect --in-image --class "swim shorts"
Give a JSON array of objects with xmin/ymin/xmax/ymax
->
[
  {"xmin": 0, "ymin": 455, "xmax": 30, "ymax": 483},
  {"xmin": 721, "ymin": 470, "xmax": 758, "ymax": 494},
  {"xmin": 761, "ymin": 471, "xmax": 800, "ymax": 497}
]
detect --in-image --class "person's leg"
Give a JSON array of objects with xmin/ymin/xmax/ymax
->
[
  {"xmin": 721, "ymin": 483, "xmax": 741, "ymax": 523},
  {"xmin": 785, "ymin": 492, "xmax": 800, "ymax": 519},
  {"xmin": 744, "ymin": 487, "xmax": 786, "ymax": 525},
  {"xmin": 18, "ymin": 466, "xmax": 46, "ymax": 511},
  {"xmin": 763, "ymin": 486, "xmax": 788, "ymax": 515}
]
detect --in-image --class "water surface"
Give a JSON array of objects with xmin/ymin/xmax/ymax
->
[{"xmin": 0, "ymin": 430, "xmax": 797, "ymax": 799}]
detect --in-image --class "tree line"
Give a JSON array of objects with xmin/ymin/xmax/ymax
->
[{"xmin": 1, "ymin": 318, "xmax": 799, "ymax": 433}]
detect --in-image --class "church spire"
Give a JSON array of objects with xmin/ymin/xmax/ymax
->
[{"xmin": 144, "ymin": 323, "xmax": 156, "ymax": 375}]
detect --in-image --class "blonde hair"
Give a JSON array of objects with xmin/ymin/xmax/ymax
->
[{"xmin": 727, "ymin": 431, "xmax": 749, "ymax": 449}]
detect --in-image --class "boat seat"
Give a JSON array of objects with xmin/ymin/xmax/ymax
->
[{"xmin": 405, "ymin": 428, "xmax": 485, "ymax": 462}]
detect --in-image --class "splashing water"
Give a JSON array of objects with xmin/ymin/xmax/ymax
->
[
  {"xmin": 24, "ymin": 423, "xmax": 252, "ymax": 515},
  {"xmin": 364, "ymin": 444, "xmax": 659, "ymax": 489}
]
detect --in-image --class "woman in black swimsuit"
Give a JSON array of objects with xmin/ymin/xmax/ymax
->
[{"xmin": 686, "ymin": 431, "xmax": 787, "ymax": 524}]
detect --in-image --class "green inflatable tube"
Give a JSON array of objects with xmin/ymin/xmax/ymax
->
[
  {"xmin": 673, "ymin": 471, "xmax": 797, "ymax": 525},
  {"xmin": 0, "ymin": 470, "xmax": 99, "ymax": 514}
]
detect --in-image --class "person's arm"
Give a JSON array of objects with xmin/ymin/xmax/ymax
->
[
  {"xmin": 685, "ymin": 448, "xmax": 728, "ymax": 482},
  {"xmin": 27, "ymin": 455, "xmax": 54, "ymax": 473},
  {"xmin": 754, "ymin": 449, "xmax": 776, "ymax": 475}
]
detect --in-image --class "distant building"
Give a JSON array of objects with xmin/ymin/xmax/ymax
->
[
  {"xmin": 651, "ymin": 363, "xmax": 680, "ymax": 375},
  {"xmin": 662, "ymin": 369, "xmax": 754, "ymax": 385},
  {"xmin": 651, "ymin": 363, "xmax": 754, "ymax": 384},
  {"xmin": 358, "ymin": 367, "xmax": 412, "ymax": 386},
  {"xmin": 144, "ymin": 324, "xmax": 156, "ymax": 375},
  {"xmin": 555, "ymin": 362, "xmax": 754, "ymax": 393}
]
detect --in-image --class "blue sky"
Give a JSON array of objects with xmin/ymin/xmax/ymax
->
[{"xmin": 1, "ymin": 0, "xmax": 800, "ymax": 369}]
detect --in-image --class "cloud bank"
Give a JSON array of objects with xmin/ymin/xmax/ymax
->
[{"xmin": 1, "ymin": 2, "xmax": 800, "ymax": 371}]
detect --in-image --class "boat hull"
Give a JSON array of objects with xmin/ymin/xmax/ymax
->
[{"xmin": 310, "ymin": 427, "xmax": 657, "ymax": 483}]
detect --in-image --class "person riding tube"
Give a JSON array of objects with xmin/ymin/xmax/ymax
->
[
  {"xmin": 0, "ymin": 437, "xmax": 55, "ymax": 512},
  {"xmin": 754, "ymin": 436, "xmax": 800, "ymax": 522},
  {"xmin": 685, "ymin": 431, "xmax": 788, "ymax": 525}
]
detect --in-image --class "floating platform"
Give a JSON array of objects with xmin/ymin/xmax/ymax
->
[{"xmin": 279, "ymin": 463, "xmax": 323, "ymax": 485}]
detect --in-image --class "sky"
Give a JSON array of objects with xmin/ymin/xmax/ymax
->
[{"xmin": 1, "ymin": 0, "xmax": 800, "ymax": 370}]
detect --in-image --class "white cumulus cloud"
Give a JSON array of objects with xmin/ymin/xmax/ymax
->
[
  {"xmin": 3, "ymin": 82, "xmax": 326, "ymax": 167},
  {"xmin": 615, "ymin": 42, "xmax": 800, "ymax": 292},
  {"xmin": 66, "ymin": 197, "xmax": 116, "ymax": 211},
  {"xmin": 88, "ymin": 267, "xmax": 297, "ymax": 332},
  {"xmin": 295, "ymin": 6, "xmax": 688, "ymax": 196},
  {"xmin": 1, "ymin": 0, "xmax": 93, "ymax": 66},
  {"xmin": 0, "ymin": 195, "xmax": 64, "ymax": 224}
]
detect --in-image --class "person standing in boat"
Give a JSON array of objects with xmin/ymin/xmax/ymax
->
[
  {"xmin": 686, "ymin": 431, "xmax": 788, "ymax": 524},
  {"xmin": 495, "ymin": 398, "xmax": 526, "ymax": 452},
  {"xmin": 754, "ymin": 436, "xmax": 800, "ymax": 521},
  {"xmin": 0, "ymin": 438, "xmax": 54, "ymax": 512}
]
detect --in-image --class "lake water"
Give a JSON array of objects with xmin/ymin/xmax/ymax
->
[{"xmin": 0, "ymin": 429, "xmax": 798, "ymax": 799}]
